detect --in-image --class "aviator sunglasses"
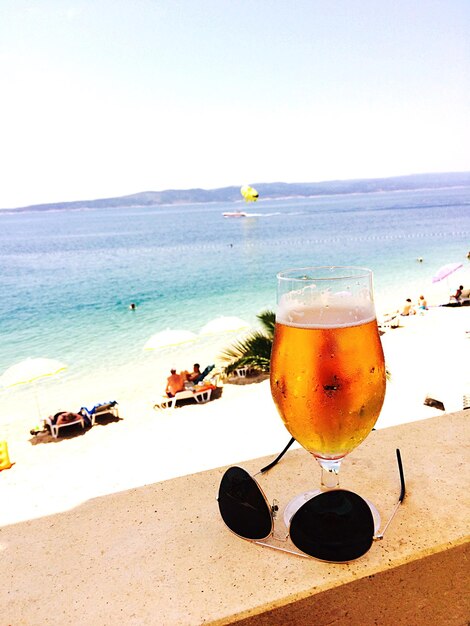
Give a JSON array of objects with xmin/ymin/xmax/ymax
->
[{"xmin": 217, "ymin": 439, "xmax": 406, "ymax": 562}]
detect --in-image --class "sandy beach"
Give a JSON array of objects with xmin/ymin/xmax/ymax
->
[{"xmin": 0, "ymin": 305, "xmax": 468, "ymax": 528}]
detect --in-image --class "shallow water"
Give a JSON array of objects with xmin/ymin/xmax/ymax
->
[{"xmin": 1, "ymin": 186, "xmax": 469, "ymax": 423}]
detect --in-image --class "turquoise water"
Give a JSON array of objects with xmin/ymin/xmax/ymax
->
[{"xmin": 1, "ymin": 186, "xmax": 469, "ymax": 383}]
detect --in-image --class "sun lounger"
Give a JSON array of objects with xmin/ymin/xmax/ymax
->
[
  {"xmin": 234, "ymin": 367, "xmax": 248, "ymax": 378},
  {"xmin": 155, "ymin": 386, "xmax": 214, "ymax": 410},
  {"xmin": 80, "ymin": 401, "xmax": 119, "ymax": 426},
  {"xmin": 378, "ymin": 314, "xmax": 401, "ymax": 331},
  {"xmin": 44, "ymin": 411, "xmax": 86, "ymax": 439},
  {"xmin": 41, "ymin": 402, "xmax": 119, "ymax": 438}
]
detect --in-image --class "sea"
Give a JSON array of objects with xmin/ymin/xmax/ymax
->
[{"xmin": 1, "ymin": 185, "xmax": 470, "ymax": 421}]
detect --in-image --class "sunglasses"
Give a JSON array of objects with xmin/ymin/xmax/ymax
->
[{"xmin": 217, "ymin": 438, "xmax": 405, "ymax": 562}]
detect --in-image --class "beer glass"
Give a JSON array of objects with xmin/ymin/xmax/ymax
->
[{"xmin": 270, "ymin": 266, "xmax": 386, "ymax": 498}]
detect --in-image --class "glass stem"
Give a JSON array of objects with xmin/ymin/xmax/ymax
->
[{"xmin": 317, "ymin": 458, "xmax": 342, "ymax": 489}]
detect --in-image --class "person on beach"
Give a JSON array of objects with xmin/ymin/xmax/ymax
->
[
  {"xmin": 442, "ymin": 285, "xmax": 467, "ymax": 307},
  {"xmin": 400, "ymin": 298, "xmax": 416, "ymax": 316},
  {"xmin": 181, "ymin": 363, "xmax": 216, "ymax": 385},
  {"xmin": 417, "ymin": 295, "xmax": 428, "ymax": 312},
  {"xmin": 165, "ymin": 369, "xmax": 185, "ymax": 397},
  {"xmin": 186, "ymin": 363, "xmax": 201, "ymax": 382},
  {"xmin": 54, "ymin": 411, "xmax": 89, "ymax": 427}
]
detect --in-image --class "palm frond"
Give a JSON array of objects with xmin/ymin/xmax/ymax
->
[
  {"xmin": 256, "ymin": 310, "xmax": 276, "ymax": 337},
  {"xmin": 220, "ymin": 332, "xmax": 272, "ymax": 363},
  {"xmin": 220, "ymin": 327, "xmax": 274, "ymax": 374}
]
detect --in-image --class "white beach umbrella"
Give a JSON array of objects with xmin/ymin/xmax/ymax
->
[
  {"xmin": 199, "ymin": 316, "xmax": 250, "ymax": 335},
  {"xmin": 0, "ymin": 357, "xmax": 67, "ymax": 389},
  {"xmin": 143, "ymin": 329, "xmax": 197, "ymax": 351},
  {"xmin": 0, "ymin": 357, "xmax": 67, "ymax": 419}
]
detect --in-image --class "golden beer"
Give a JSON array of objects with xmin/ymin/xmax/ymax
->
[{"xmin": 270, "ymin": 307, "xmax": 386, "ymax": 460}]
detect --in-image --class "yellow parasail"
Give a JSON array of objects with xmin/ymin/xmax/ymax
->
[{"xmin": 240, "ymin": 185, "xmax": 259, "ymax": 202}]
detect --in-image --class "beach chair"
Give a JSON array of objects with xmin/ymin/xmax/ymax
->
[
  {"xmin": 234, "ymin": 367, "xmax": 248, "ymax": 378},
  {"xmin": 44, "ymin": 411, "xmax": 86, "ymax": 439},
  {"xmin": 155, "ymin": 386, "xmax": 214, "ymax": 410},
  {"xmin": 378, "ymin": 314, "xmax": 400, "ymax": 332},
  {"xmin": 80, "ymin": 401, "xmax": 119, "ymax": 426}
]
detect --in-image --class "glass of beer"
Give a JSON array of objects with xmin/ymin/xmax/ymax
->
[{"xmin": 270, "ymin": 266, "xmax": 386, "ymax": 495}]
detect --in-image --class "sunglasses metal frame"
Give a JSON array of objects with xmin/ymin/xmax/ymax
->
[{"xmin": 218, "ymin": 441, "xmax": 405, "ymax": 562}]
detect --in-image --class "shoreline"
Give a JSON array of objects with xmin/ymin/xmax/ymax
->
[{"xmin": 0, "ymin": 305, "xmax": 468, "ymax": 527}]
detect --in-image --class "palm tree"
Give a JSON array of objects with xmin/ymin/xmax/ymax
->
[{"xmin": 220, "ymin": 310, "xmax": 275, "ymax": 375}]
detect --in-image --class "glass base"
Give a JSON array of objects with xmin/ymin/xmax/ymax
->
[{"xmin": 283, "ymin": 489, "xmax": 381, "ymax": 533}]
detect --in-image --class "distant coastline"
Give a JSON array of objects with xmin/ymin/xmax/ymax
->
[{"xmin": 2, "ymin": 171, "xmax": 470, "ymax": 212}]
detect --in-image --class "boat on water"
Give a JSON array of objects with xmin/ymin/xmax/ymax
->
[{"xmin": 222, "ymin": 211, "xmax": 248, "ymax": 218}]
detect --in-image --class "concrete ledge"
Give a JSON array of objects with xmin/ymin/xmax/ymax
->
[
  {"xmin": 233, "ymin": 543, "xmax": 469, "ymax": 625},
  {"xmin": 1, "ymin": 411, "xmax": 469, "ymax": 625}
]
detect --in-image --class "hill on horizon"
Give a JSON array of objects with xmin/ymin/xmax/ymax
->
[{"xmin": 2, "ymin": 171, "xmax": 470, "ymax": 212}]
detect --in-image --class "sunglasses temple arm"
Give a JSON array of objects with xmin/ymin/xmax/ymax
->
[
  {"xmin": 376, "ymin": 448, "xmax": 406, "ymax": 540},
  {"xmin": 396, "ymin": 448, "xmax": 406, "ymax": 503},
  {"xmin": 259, "ymin": 437, "xmax": 296, "ymax": 474}
]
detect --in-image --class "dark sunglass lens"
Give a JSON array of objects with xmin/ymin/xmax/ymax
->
[
  {"xmin": 290, "ymin": 490, "xmax": 375, "ymax": 562},
  {"xmin": 218, "ymin": 467, "xmax": 272, "ymax": 540}
]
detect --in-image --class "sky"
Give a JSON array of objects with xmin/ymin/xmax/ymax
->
[{"xmin": 0, "ymin": 0, "xmax": 469, "ymax": 208}]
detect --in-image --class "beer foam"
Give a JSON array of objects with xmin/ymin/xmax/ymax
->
[{"xmin": 277, "ymin": 293, "xmax": 376, "ymax": 328}]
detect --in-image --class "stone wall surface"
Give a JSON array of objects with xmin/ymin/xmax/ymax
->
[{"xmin": 1, "ymin": 410, "xmax": 469, "ymax": 625}]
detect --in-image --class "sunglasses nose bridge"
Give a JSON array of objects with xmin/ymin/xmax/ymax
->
[{"xmin": 271, "ymin": 499, "xmax": 279, "ymax": 517}]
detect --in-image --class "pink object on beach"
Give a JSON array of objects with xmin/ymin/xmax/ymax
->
[{"xmin": 431, "ymin": 262, "xmax": 463, "ymax": 283}]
